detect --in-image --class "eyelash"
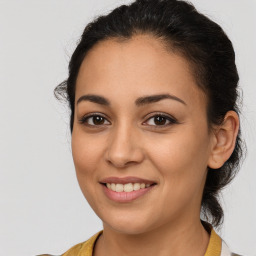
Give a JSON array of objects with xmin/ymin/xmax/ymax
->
[
  {"xmin": 143, "ymin": 113, "xmax": 178, "ymax": 127},
  {"xmin": 79, "ymin": 112, "xmax": 178, "ymax": 128},
  {"xmin": 79, "ymin": 113, "xmax": 110, "ymax": 127}
]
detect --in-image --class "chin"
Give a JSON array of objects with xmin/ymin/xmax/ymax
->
[
  {"xmin": 102, "ymin": 214, "xmax": 157, "ymax": 235},
  {"xmin": 107, "ymin": 224, "xmax": 151, "ymax": 235}
]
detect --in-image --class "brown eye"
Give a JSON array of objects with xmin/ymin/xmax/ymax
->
[
  {"xmin": 154, "ymin": 116, "xmax": 167, "ymax": 125},
  {"xmin": 145, "ymin": 114, "xmax": 177, "ymax": 127},
  {"xmin": 92, "ymin": 116, "xmax": 105, "ymax": 125},
  {"xmin": 79, "ymin": 114, "xmax": 111, "ymax": 126}
]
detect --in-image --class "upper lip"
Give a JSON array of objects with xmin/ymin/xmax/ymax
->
[{"xmin": 99, "ymin": 176, "xmax": 156, "ymax": 185}]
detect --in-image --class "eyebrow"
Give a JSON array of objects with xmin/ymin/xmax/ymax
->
[
  {"xmin": 76, "ymin": 93, "xmax": 186, "ymax": 106},
  {"xmin": 77, "ymin": 94, "xmax": 110, "ymax": 106},
  {"xmin": 135, "ymin": 94, "xmax": 186, "ymax": 106}
]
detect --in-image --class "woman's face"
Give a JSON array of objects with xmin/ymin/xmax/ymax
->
[{"xmin": 72, "ymin": 35, "xmax": 215, "ymax": 234}]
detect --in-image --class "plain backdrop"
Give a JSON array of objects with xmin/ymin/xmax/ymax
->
[{"xmin": 0, "ymin": 0, "xmax": 255, "ymax": 255}]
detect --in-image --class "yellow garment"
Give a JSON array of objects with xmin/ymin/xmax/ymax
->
[
  {"xmin": 205, "ymin": 228, "xmax": 222, "ymax": 256},
  {"xmin": 60, "ymin": 228, "xmax": 222, "ymax": 256},
  {"xmin": 61, "ymin": 231, "xmax": 103, "ymax": 256}
]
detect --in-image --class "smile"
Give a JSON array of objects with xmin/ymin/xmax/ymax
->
[
  {"xmin": 106, "ymin": 183, "xmax": 151, "ymax": 192},
  {"xmin": 99, "ymin": 177, "xmax": 157, "ymax": 203}
]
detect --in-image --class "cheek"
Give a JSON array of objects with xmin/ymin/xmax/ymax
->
[
  {"xmin": 147, "ymin": 126, "xmax": 210, "ymax": 194},
  {"xmin": 71, "ymin": 130, "xmax": 104, "ymax": 209},
  {"xmin": 71, "ymin": 129, "xmax": 104, "ymax": 183}
]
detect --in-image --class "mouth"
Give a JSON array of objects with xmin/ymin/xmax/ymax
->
[
  {"xmin": 101, "ymin": 182, "xmax": 155, "ymax": 192},
  {"xmin": 99, "ymin": 176, "xmax": 157, "ymax": 202}
]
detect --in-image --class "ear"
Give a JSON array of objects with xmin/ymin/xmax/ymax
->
[{"xmin": 208, "ymin": 111, "xmax": 240, "ymax": 169}]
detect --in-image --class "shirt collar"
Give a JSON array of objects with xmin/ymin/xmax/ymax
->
[{"xmin": 80, "ymin": 228, "xmax": 222, "ymax": 256}]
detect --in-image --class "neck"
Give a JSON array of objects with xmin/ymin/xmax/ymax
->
[{"xmin": 94, "ymin": 218, "xmax": 210, "ymax": 256}]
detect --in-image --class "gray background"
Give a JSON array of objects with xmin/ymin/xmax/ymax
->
[{"xmin": 0, "ymin": 0, "xmax": 255, "ymax": 255}]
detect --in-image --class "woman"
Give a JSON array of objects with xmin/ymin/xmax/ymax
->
[{"xmin": 50, "ymin": 0, "xmax": 244, "ymax": 255}]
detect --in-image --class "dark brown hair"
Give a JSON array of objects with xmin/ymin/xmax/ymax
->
[{"xmin": 55, "ymin": 0, "xmax": 244, "ymax": 227}]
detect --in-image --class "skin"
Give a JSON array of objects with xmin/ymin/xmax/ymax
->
[{"xmin": 72, "ymin": 34, "xmax": 239, "ymax": 256}]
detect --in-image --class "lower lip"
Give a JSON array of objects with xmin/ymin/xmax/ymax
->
[{"xmin": 101, "ymin": 184, "xmax": 155, "ymax": 203}]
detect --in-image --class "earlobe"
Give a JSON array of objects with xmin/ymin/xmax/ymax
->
[{"xmin": 208, "ymin": 111, "xmax": 239, "ymax": 169}]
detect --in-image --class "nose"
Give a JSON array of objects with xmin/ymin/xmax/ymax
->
[{"xmin": 105, "ymin": 123, "xmax": 145, "ymax": 168}]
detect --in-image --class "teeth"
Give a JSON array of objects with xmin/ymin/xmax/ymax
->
[
  {"xmin": 106, "ymin": 183, "xmax": 152, "ymax": 192},
  {"xmin": 111, "ymin": 183, "xmax": 116, "ymax": 191},
  {"xmin": 124, "ymin": 183, "xmax": 133, "ymax": 192},
  {"xmin": 115, "ymin": 184, "xmax": 124, "ymax": 192},
  {"xmin": 133, "ymin": 183, "xmax": 140, "ymax": 191}
]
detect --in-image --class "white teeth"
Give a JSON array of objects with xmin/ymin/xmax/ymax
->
[
  {"xmin": 124, "ymin": 183, "xmax": 133, "ymax": 192},
  {"xmin": 106, "ymin": 182, "xmax": 152, "ymax": 192},
  {"xmin": 115, "ymin": 184, "xmax": 124, "ymax": 192},
  {"xmin": 111, "ymin": 183, "xmax": 116, "ymax": 191},
  {"xmin": 140, "ymin": 183, "xmax": 145, "ymax": 189},
  {"xmin": 133, "ymin": 183, "xmax": 140, "ymax": 191}
]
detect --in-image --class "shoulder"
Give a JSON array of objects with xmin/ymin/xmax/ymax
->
[
  {"xmin": 61, "ymin": 241, "xmax": 85, "ymax": 256},
  {"xmin": 204, "ymin": 224, "xmax": 242, "ymax": 256},
  {"xmin": 37, "ymin": 231, "xmax": 103, "ymax": 256},
  {"xmin": 36, "ymin": 242, "xmax": 83, "ymax": 256},
  {"xmin": 62, "ymin": 231, "xmax": 102, "ymax": 256},
  {"xmin": 221, "ymin": 240, "xmax": 243, "ymax": 256}
]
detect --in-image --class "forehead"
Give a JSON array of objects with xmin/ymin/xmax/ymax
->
[{"xmin": 75, "ymin": 34, "xmax": 206, "ymax": 108}]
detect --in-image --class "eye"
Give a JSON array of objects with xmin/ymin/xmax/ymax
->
[
  {"xmin": 79, "ymin": 114, "xmax": 111, "ymax": 126},
  {"xmin": 144, "ymin": 114, "xmax": 177, "ymax": 127}
]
